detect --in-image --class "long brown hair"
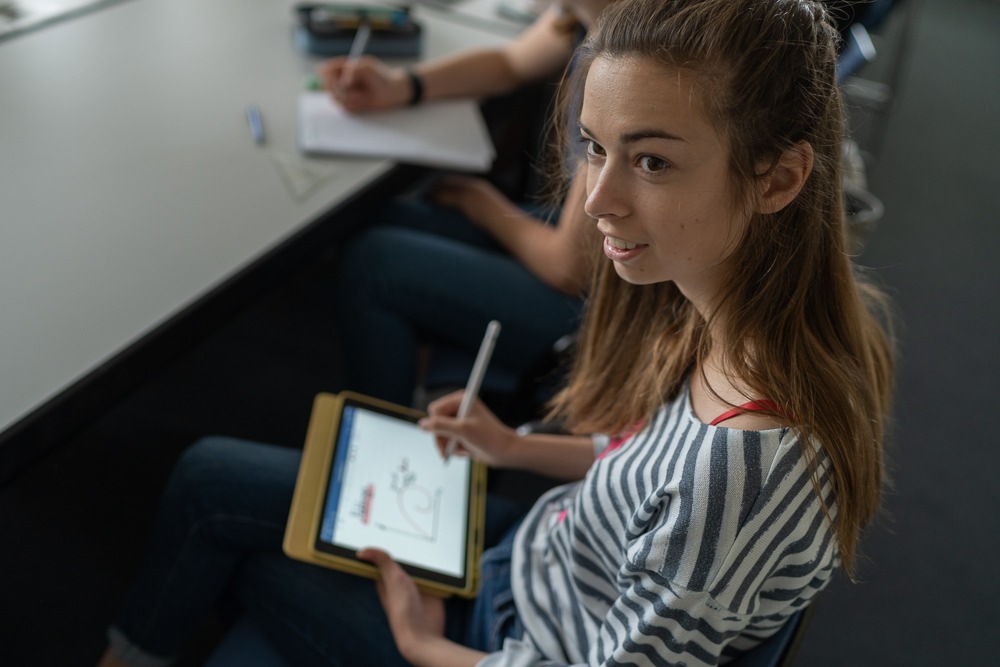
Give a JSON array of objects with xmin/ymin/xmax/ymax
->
[{"xmin": 549, "ymin": 0, "xmax": 894, "ymax": 579}]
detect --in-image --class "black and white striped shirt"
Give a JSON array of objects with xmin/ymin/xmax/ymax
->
[{"xmin": 480, "ymin": 382, "xmax": 837, "ymax": 666}]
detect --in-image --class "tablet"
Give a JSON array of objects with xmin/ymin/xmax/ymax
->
[{"xmin": 284, "ymin": 392, "xmax": 487, "ymax": 598}]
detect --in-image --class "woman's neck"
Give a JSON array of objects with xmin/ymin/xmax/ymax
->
[
  {"xmin": 690, "ymin": 355, "xmax": 737, "ymax": 415},
  {"xmin": 688, "ymin": 354, "xmax": 783, "ymax": 430}
]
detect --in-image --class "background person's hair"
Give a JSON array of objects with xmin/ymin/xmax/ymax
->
[{"xmin": 549, "ymin": 0, "xmax": 894, "ymax": 579}]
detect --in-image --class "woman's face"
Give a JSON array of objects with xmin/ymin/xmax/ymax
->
[{"xmin": 580, "ymin": 55, "xmax": 747, "ymax": 308}]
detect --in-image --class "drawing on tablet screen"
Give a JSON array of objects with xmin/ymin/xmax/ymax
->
[
  {"xmin": 376, "ymin": 457, "xmax": 442, "ymax": 541},
  {"xmin": 348, "ymin": 484, "xmax": 375, "ymax": 525}
]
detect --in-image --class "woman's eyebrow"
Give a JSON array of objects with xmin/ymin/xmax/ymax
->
[
  {"xmin": 578, "ymin": 122, "xmax": 685, "ymax": 144},
  {"xmin": 621, "ymin": 128, "xmax": 686, "ymax": 143}
]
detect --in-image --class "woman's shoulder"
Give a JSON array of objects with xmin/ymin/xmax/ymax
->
[
  {"xmin": 641, "ymin": 391, "xmax": 804, "ymax": 495},
  {"xmin": 652, "ymin": 390, "xmax": 818, "ymax": 502},
  {"xmin": 631, "ymin": 399, "xmax": 832, "ymax": 588}
]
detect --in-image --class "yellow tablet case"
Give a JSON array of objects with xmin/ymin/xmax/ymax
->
[{"xmin": 283, "ymin": 391, "xmax": 487, "ymax": 598}]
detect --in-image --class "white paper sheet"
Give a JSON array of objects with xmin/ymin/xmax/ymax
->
[{"xmin": 297, "ymin": 92, "xmax": 496, "ymax": 172}]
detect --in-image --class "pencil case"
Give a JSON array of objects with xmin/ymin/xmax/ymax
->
[{"xmin": 294, "ymin": 3, "xmax": 423, "ymax": 57}]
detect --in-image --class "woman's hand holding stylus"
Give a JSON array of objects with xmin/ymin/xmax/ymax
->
[{"xmin": 420, "ymin": 391, "xmax": 519, "ymax": 468}]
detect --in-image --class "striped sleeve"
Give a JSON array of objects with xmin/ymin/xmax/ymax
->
[{"xmin": 482, "ymin": 390, "xmax": 837, "ymax": 667}]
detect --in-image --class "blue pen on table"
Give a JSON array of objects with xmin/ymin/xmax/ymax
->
[
  {"xmin": 443, "ymin": 320, "xmax": 502, "ymax": 462},
  {"xmin": 246, "ymin": 104, "xmax": 265, "ymax": 145}
]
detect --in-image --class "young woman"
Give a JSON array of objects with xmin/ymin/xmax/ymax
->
[
  {"xmin": 97, "ymin": 0, "xmax": 893, "ymax": 665},
  {"xmin": 362, "ymin": 0, "xmax": 894, "ymax": 663}
]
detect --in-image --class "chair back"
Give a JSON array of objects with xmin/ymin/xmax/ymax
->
[{"xmin": 725, "ymin": 606, "xmax": 814, "ymax": 667}]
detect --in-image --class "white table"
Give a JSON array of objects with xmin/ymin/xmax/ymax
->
[{"xmin": 0, "ymin": 0, "xmax": 514, "ymax": 481}]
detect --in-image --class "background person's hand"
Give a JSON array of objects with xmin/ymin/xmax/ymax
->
[
  {"xmin": 428, "ymin": 176, "xmax": 510, "ymax": 225},
  {"xmin": 317, "ymin": 56, "xmax": 412, "ymax": 112}
]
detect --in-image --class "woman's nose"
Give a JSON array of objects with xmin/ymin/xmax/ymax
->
[{"xmin": 584, "ymin": 164, "xmax": 628, "ymax": 220}]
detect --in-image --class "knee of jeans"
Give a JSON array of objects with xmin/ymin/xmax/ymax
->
[
  {"xmin": 336, "ymin": 227, "xmax": 421, "ymax": 302},
  {"xmin": 173, "ymin": 437, "xmax": 244, "ymax": 478},
  {"xmin": 335, "ymin": 228, "xmax": 393, "ymax": 297},
  {"xmin": 163, "ymin": 438, "xmax": 258, "ymax": 514},
  {"xmin": 368, "ymin": 199, "xmax": 421, "ymax": 227}
]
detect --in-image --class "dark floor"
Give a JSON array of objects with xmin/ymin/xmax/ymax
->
[{"xmin": 2, "ymin": 0, "xmax": 999, "ymax": 665}]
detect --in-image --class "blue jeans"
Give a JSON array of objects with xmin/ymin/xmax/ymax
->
[
  {"xmin": 109, "ymin": 437, "xmax": 530, "ymax": 666},
  {"xmin": 333, "ymin": 198, "xmax": 583, "ymax": 406}
]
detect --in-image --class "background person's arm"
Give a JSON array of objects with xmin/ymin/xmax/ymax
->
[
  {"xmin": 414, "ymin": 6, "xmax": 577, "ymax": 100},
  {"xmin": 429, "ymin": 170, "xmax": 597, "ymax": 296},
  {"xmin": 320, "ymin": 6, "xmax": 576, "ymax": 111}
]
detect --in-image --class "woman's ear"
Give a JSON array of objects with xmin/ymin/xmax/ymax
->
[{"xmin": 756, "ymin": 141, "xmax": 814, "ymax": 214}]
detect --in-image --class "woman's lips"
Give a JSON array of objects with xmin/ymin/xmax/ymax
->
[{"xmin": 603, "ymin": 234, "xmax": 645, "ymax": 261}]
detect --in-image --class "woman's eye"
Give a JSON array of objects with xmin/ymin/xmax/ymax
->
[
  {"xmin": 583, "ymin": 139, "xmax": 605, "ymax": 158},
  {"xmin": 639, "ymin": 155, "xmax": 669, "ymax": 173}
]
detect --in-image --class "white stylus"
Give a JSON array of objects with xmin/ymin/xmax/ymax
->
[{"xmin": 443, "ymin": 320, "xmax": 502, "ymax": 461}]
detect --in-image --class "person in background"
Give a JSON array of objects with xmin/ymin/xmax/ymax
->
[
  {"xmin": 316, "ymin": 0, "xmax": 612, "ymax": 408},
  {"xmin": 96, "ymin": 0, "xmax": 894, "ymax": 664}
]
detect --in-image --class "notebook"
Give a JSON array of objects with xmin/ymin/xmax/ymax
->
[{"xmin": 297, "ymin": 92, "xmax": 496, "ymax": 172}]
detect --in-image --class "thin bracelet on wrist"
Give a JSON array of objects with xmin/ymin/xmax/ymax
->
[{"xmin": 405, "ymin": 68, "xmax": 424, "ymax": 106}]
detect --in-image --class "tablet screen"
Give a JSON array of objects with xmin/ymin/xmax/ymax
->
[{"xmin": 314, "ymin": 399, "xmax": 473, "ymax": 584}]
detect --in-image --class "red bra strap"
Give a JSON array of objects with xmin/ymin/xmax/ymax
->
[{"xmin": 709, "ymin": 399, "xmax": 782, "ymax": 426}]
